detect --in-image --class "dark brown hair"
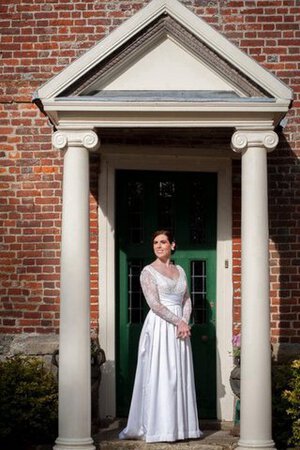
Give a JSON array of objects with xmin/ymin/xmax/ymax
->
[{"xmin": 152, "ymin": 230, "xmax": 174, "ymax": 244}]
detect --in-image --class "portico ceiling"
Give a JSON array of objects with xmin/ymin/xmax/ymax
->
[{"xmin": 34, "ymin": 0, "xmax": 293, "ymax": 129}]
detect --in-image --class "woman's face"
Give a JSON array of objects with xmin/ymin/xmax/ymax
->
[{"xmin": 153, "ymin": 234, "xmax": 174, "ymax": 260}]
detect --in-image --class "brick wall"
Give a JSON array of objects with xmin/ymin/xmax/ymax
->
[{"xmin": 0, "ymin": 1, "xmax": 299, "ymax": 347}]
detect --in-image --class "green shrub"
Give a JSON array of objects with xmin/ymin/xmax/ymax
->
[
  {"xmin": 283, "ymin": 360, "xmax": 300, "ymax": 448},
  {"xmin": 272, "ymin": 359, "xmax": 300, "ymax": 449},
  {"xmin": 0, "ymin": 354, "xmax": 58, "ymax": 448}
]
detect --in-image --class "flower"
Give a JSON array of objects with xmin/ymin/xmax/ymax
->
[{"xmin": 232, "ymin": 333, "xmax": 241, "ymax": 358}]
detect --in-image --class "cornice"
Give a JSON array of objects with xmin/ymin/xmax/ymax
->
[{"xmin": 43, "ymin": 99, "xmax": 289, "ymax": 130}]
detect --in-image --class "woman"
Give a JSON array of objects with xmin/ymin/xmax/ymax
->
[{"xmin": 119, "ymin": 230, "xmax": 202, "ymax": 443}]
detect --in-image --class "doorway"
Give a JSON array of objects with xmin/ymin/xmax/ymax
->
[{"xmin": 116, "ymin": 170, "xmax": 217, "ymax": 418}]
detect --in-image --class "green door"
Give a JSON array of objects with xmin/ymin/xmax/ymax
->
[{"xmin": 116, "ymin": 170, "xmax": 217, "ymax": 419}]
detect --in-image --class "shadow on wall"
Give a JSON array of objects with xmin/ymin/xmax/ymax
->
[{"xmin": 268, "ymin": 129, "xmax": 300, "ymax": 362}]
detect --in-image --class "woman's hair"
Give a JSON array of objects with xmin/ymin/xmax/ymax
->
[{"xmin": 152, "ymin": 230, "xmax": 176, "ymax": 253}]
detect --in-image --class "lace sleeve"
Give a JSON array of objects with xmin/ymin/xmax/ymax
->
[
  {"xmin": 140, "ymin": 268, "xmax": 182, "ymax": 326},
  {"xmin": 179, "ymin": 266, "xmax": 192, "ymax": 323},
  {"xmin": 182, "ymin": 286, "xmax": 192, "ymax": 324}
]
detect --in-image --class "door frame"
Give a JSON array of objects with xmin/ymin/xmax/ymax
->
[{"xmin": 98, "ymin": 144, "xmax": 234, "ymax": 422}]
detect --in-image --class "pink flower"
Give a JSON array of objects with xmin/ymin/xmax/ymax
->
[
  {"xmin": 232, "ymin": 334, "xmax": 241, "ymax": 348},
  {"xmin": 231, "ymin": 334, "xmax": 241, "ymax": 359}
]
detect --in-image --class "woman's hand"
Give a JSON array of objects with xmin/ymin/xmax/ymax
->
[{"xmin": 176, "ymin": 320, "xmax": 191, "ymax": 339}]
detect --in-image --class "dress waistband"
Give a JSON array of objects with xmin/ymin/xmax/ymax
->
[{"xmin": 160, "ymin": 294, "xmax": 182, "ymax": 307}]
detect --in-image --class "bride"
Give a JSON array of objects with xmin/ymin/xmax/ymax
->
[{"xmin": 119, "ymin": 230, "xmax": 202, "ymax": 443}]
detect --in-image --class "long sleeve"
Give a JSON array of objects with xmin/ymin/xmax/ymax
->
[
  {"xmin": 140, "ymin": 268, "xmax": 182, "ymax": 326},
  {"xmin": 182, "ymin": 286, "xmax": 192, "ymax": 324}
]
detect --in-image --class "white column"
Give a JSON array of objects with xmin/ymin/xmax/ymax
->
[
  {"xmin": 231, "ymin": 130, "xmax": 279, "ymax": 450},
  {"xmin": 52, "ymin": 130, "xmax": 100, "ymax": 450}
]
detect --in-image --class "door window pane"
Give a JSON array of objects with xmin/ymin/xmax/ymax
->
[
  {"xmin": 190, "ymin": 260, "xmax": 207, "ymax": 324},
  {"xmin": 128, "ymin": 259, "xmax": 144, "ymax": 324},
  {"xmin": 190, "ymin": 181, "xmax": 205, "ymax": 243},
  {"xmin": 127, "ymin": 181, "xmax": 144, "ymax": 244},
  {"xmin": 158, "ymin": 180, "xmax": 175, "ymax": 232}
]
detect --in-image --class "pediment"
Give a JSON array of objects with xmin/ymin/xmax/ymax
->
[
  {"xmin": 83, "ymin": 37, "xmax": 237, "ymax": 95},
  {"xmin": 35, "ymin": 0, "xmax": 292, "ymax": 128},
  {"xmin": 58, "ymin": 14, "xmax": 267, "ymax": 101}
]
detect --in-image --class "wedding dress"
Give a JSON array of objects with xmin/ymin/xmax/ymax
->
[{"xmin": 119, "ymin": 264, "xmax": 202, "ymax": 443}]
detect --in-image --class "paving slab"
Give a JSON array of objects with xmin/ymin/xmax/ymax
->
[{"xmin": 94, "ymin": 420, "xmax": 238, "ymax": 450}]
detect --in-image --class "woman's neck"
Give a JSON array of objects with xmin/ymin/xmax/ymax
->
[{"xmin": 155, "ymin": 257, "xmax": 172, "ymax": 267}]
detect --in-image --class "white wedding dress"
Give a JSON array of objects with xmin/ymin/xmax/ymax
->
[{"xmin": 119, "ymin": 264, "xmax": 202, "ymax": 443}]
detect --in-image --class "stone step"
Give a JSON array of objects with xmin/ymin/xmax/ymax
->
[{"xmin": 94, "ymin": 420, "xmax": 239, "ymax": 450}]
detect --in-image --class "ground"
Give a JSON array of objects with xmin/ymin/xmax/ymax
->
[{"xmin": 94, "ymin": 419, "xmax": 238, "ymax": 449}]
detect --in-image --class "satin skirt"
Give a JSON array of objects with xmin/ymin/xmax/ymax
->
[{"xmin": 119, "ymin": 305, "xmax": 202, "ymax": 443}]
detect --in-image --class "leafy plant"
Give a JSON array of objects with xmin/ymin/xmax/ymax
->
[
  {"xmin": 272, "ymin": 359, "xmax": 300, "ymax": 449},
  {"xmin": 282, "ymin": 360, "xmax": 300, "ymax": 447},
  {"xmin": 0, "ymin": 354, "xmax": 58, "ymax": 448}
]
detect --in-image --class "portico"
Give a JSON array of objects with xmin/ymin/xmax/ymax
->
[{"xmin": 34, "ymin": 1, "xmax": 292, "ymax": 449}]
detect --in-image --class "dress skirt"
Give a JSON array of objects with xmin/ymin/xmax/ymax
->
[{"xmin": 119, "ymin": 301, "xmax": 202, "ymax": 443}]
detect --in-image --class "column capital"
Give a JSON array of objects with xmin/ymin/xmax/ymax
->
[
  {"xmin": 231, "ymin": 130, "xmax": 279, "ymax": 154},
  {"xmin": 52, "ymin": 129, "xmax": 100, "ymax": 152}
]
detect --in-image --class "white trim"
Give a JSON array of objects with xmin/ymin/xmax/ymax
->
[
  {"xmin": 98, "ymin": 145, "xmax": 234, "ymax": 422},
  {"xmin": 51, "ymin": 116, "xmax": 282, "ymax": 131},
  {"xmin": 216, "ymin": 159, "xmax": 234, "ymax": 421},
  {"xmin": 98, "ymin": 160, "xmax": 116, "ymax": 419},
  {"xmin": 44, "ymin": 100, "xmax": 291, "ymax": 111},
  {"xmin": 36, "ymin": 0, "xmax": 292, "ymax": 101},
  {"xmin": 43, "ymin": 100, "xmax": 289, "ymax": 130}
]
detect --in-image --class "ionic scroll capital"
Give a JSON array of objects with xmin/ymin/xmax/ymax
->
[
  {"xmin": 231, "ymin": 130, "xmax": 279, "ymax": 154},
  {"xmin": 52, "ymin": 129, "xmax": 100, "ymax": 152}
]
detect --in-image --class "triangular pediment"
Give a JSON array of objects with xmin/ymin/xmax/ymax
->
[
  {"xmin": 88, "ymin": 38, "xmax": 236, "ymax": 93},
  {"xmin": 34, "ymin": 0, "xmax": 292, "ymax": 129},
  {"xmin": 59, "ymin": 13, "xmax": 267, "ymax": 101}
]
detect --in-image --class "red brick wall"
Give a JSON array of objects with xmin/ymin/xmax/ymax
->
[{"xmin": 0, "ymin": 0, "xmax": 299, "ymax": 344}]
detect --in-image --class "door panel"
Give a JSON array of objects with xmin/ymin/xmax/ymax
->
[{"xmin": 116, "ymin": 170, "xmax": 217, "ymax": 418}]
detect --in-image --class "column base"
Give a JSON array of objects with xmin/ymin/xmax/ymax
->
[
  {"xmin": 54, "ymin": 436, "xmax": 95, "ymax": 450},
  {"xmin": 236, "ymin": 438, "xmax": 276, "ymax": 449}
]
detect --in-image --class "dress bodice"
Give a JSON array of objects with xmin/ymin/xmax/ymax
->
[
  {"xmin": 144, "ymin": 265, "xmax": 186, "ymax": 306},
  {"xmin": 140, "ymin": 264, "xmax": 192, "ymax": 326}
]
